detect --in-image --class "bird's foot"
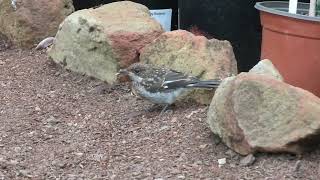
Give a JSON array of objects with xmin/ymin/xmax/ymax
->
[
  {"xmin": 144, "ymin": 104, "xmax": 163, "ymax": 112},
  {"xmin": 144, "ymin": 104, "xmax": 175, "ymax": 116},
  {"xmin": 159, "ymin": 104, "xmax": 174, "ymax": 116}
]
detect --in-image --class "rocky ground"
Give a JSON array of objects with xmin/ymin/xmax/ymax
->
[{"xmin": 1, "ymin": 46, "xmax": 320, "ymax": 179}]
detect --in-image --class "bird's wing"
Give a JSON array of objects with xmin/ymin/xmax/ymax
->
[
  {"xmin": 162, "ymin": 70, "xmax": 198, "ymax": 89},
  {"xmin": 139, "ymin": 67, "xmax": 167, "ymax": 93},
  {"xmin": 162, "ymin": 70, "xmax": 222, "ymax": 89},
  {"xmin": 140, "ymin": 78, "xmax": 163, "ymax": 93}
]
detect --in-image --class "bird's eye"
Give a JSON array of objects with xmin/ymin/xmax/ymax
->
[{"xmin": 133, "ymin": 69, "xmax": 140, "ymax": 74}]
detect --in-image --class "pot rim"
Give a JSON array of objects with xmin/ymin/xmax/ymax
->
[{"xmin": 255, "ymin": 1, "xmax": 320, "ymax": 22}]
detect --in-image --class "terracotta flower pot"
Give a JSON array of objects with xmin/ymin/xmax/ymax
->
[{"xmin": 255, "ymin": 1, "xmax": 320, "ymax": 97}]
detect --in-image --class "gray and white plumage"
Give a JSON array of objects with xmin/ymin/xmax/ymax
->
[
  {"xmin": 11, "ymin": 0, "xmax": 17, "ymax": 10},
  {"xmin": 35, "ymin": 37, "xmax": 55, "ymax": 50},
  {"xmin": 118, "ymin": 63, "xmax": 221, "ymax": 107}
]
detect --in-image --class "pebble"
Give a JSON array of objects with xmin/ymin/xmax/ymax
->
[
  {"xmin": 177, "ymin": 175, "xmax": 186, "ymax": 179},
  {"xmin": 159, "ymin": 125, "xmax": 169, "ymax": 131},
  {"xmin": 54, "ymin": 72, "xmax": 60, "ymax": 76},
  {"xmin": 218, "ymin": 158, "xmax": 226, "ymax": 167},
  {"xmin": 35, "ymin": 106, "xmax": 41, "ymax": 111},
  {"xmin": 46, "ymin": 116, "xmax": 61, "ymax": 125},
  {"xmin": 75, "ymin": 152, "xmax": 83, "ymax": 156},
  {"xmin": 8, "ymin": 159, "xmax": 18, "ymax": 166},
  {"xmin": 14, "ymin": 147, "xmax": 21, "ymax": 152},
  {"xmin": 240, "ymin": 154, "xmax": 256, "ymax": 166},
  {"xmin": 53, "ymin": 160, "xmax": 67, "ymax": 169},
  {"xmin": 18, "ymin": 170, "xmax": 32, "ymax": 178},
  {"xmin": 132, "ymin": 171, "xmax": 140, "ymax": 176},
  {"xmin": 15, "ymin": 72, "xmax": 24, "ymax": 76},
  {"xmin": 199, "ymin": 144, "xmax": 208, "ymax": 149},
  {"xmin": 230, "ymin": 163, "xmax": 236, "ymax": 168}
]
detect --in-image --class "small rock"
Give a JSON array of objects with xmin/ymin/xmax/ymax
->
[
  {"xmin": 15, "ymin": 72, "xmax": 23, "ymax": 76},
  {"xmin": 75, "ymin": 152, "xmax": 83, "ymax": 156},
  {"xmin": 240, "ymin": 154, "xmax": 256, "ymax": 166},
  {"xmin": 177, "ymin": 175, "xmax": 185, "ymax": 179},
  {"xmin": 54, "ymin": 72, "xmax": 61, "ymax": 76},
  {"xmin": 218, "ymin": 158, "xmax": 226, "ymax": 168},
  {"xmin": 14, "ymin": 147, "xmax": 21, "ymax": 152},
  {"xmin": 44, "ymin": 135, "xmax": 53, "ymax": 140},
  {"xmin": 199, "ymin": 144, "xmax": 208, "ymax": 149},
  {"xmin": 79, "ymin": 163, "xmax": 84, "ymax": 169},
  {"xmin": 8, "ymin": 159, "xmax": 18, "ymax": 166},
  {"xmin": 132, "ymin": 171, "xmax": 140, "ymax": 176},
  {"xmin": 46, "ymin": 116, "xmax": 61, "ymax": 125},
  {"xmin": 53, "ymin": 160, "xmax": 66, "ymax": 169},
  {"xmin": 18, "ymin": 170, "xmax": 32, "ymax": 178},
  {"xmin": 35, "ymin": 106, "xmax": 41, "ymax": 111},
  {"xmin": 159, "ymin": 125, "xmax": 169, "ymax": 131},
  {"xmin": 0, "ymin": 60, "xmax": 5, "ymax": 65}
]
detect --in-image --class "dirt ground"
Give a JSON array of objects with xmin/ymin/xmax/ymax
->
[{"xmin": 1, "ymin": 46, "xmax": 320, "ymax": 180}]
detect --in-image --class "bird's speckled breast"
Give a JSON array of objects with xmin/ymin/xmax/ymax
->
[{"xmin": 133, "ymin": 82, "xmax": 185, "ymax": 105}]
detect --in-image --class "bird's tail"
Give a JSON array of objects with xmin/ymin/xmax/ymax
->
[{"xmin": 186, "ymin": 79, "xmax": 221, "ymax": 89}]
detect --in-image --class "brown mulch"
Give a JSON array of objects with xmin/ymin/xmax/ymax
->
[{"xmin": 1, "ymin": 46, "xmax": 320, "ymax": 180}]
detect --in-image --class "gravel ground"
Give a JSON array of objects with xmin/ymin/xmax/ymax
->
[{"xmin": 1, "ymin": 46, "xmax": 320, "ymax": 179}]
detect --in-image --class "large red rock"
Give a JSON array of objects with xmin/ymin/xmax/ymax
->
[
  {"xmin": 48, "ymin": 1, "xmax": 164, "ymax": 84},
  {"xmin": 140, "ymin": 30, "xmax": 238, "ymax": 104},
  {"xmin": 0, "ymin": 0, "xmax": 74, "ymax": 48},
  {"xmin": 207, "ymin": 73, "xmax": 320, "ymax": 155}
]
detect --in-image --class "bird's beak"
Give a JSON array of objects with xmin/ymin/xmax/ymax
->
[{"xmin": 116, "ymin": 69, "xmax": 128, "ymax": 76}]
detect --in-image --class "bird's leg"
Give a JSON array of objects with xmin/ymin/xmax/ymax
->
[
  {"xmin": 159, "ymin": 104, "xmax": 170, "ymax": 116},
  {"xmin": 160, "ymin": 104, "xmax": 174, "ymax": 116},
  {"xmin": 144, "ymin": 104, "xmax": 162, "ymax": 112}
]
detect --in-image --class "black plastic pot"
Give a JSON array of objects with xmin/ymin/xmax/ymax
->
[
  {"xmin": 73, "ymin": 0, "xmax": 178, "ymax": 30},
  {"xmin": 179, "ymin": 0, "xmax": 263, "ymax": 72}
]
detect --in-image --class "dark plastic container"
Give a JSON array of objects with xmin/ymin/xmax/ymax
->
[
  {"xmin": 178, "ymin": 0, "xmax": 311, "ymax": 72},
  {"xmin": 178, "ymin": 0, "xmax": 262, "ymax": 72}
]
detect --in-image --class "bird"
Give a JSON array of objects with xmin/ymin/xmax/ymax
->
[
  {"xmin": 117, "ymin": 63, "xmax": 221, "ymax": 115},
  {"xmin": 35, "ymin": 37, "xmax": 55, "ymax": 50},
  {"xmin": 11, "ymin": 0, "xmax": 17, "ymax": 10}
]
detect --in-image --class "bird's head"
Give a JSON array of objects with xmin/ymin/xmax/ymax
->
[{"xmin": 117, "ymin": 63, "xmax": 149, "ymax": 82}]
